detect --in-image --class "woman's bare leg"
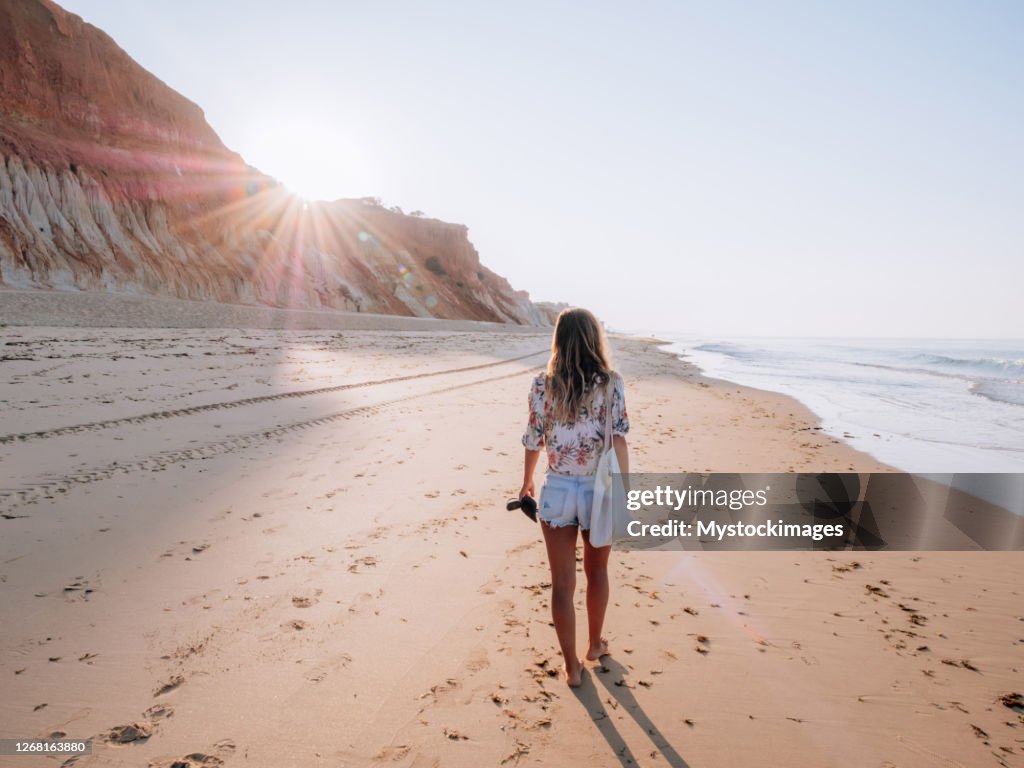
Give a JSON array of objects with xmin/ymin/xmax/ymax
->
[
  {"xmin": 540, "ymin": 521, "xmax": 583, "ymax": 687},
  {"xmin": 581, "ymin": 529, "xmax": 611, "ymax": 660}
]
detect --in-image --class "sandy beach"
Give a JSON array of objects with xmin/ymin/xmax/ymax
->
[{"xmin": 1, "ymin": 299, "xmax": 1022, "ymax": 767}]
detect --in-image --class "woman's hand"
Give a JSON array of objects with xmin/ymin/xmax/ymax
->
[{"xmin": 519, "ymin": 480, "xmax": 535, "ymax": 501}]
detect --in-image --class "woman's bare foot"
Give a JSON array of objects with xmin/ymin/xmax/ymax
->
[
  {"xmin": 566, "ymin": 658, "xmax": 584, "ymax": 688},
  {"xmin": 586, "ymin": 638, "xmax": 609, "ymax": 661}
]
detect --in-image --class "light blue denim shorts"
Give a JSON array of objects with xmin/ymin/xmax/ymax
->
[{"xmin": 539, "ymin": 472, "xmax": 596, "ymax": 529}]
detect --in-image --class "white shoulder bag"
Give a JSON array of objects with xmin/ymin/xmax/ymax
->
[{"xmin": 589, "ymin": 378, "xmax": 632, "ymax": 548}]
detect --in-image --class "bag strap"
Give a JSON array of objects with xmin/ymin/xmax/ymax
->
[
  {"xmin": 541, "ymin": 375, "xmax": 550, "ymax": 434},
  {"xmin": 603, "ymin": 376, "xmax": 614, "ymax": 453}
]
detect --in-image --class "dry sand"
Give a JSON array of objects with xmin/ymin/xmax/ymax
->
[{"xmin": 1, "ymin": 300, "xmax": 1022, "ymax": 767}]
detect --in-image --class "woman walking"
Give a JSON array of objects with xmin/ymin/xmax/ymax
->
[{"xmin": 520, "ymin": 308, "xmax": 630, "ymax": 687}]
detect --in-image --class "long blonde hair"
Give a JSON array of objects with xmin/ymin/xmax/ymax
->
[{"xmin": 546, "ymin": 308, "xmax": 613, "ymax": 422}]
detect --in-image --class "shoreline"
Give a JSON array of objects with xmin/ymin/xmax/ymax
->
[
  {"xmin": 643, "ymin": 333, "xmax": 904, "ymax": 473},
  {"xmin": 608, "ymin": 332, "xmax": 893, "ymax": 474},
  {"xmin": 651, "ymin": 335, "xmax": 909, "ymax": 475},
  {"xmin": 0, "ymin": 306, "xmax": 1021, "ymax": 766},
  {"xmin": 650, "ymin": 334, "xmax": 1024, "ymax": 475}
]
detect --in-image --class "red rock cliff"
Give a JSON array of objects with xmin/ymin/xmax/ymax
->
[{"xmin": 0, "ymin": 0, "xmax": 550, "ymax": 325}]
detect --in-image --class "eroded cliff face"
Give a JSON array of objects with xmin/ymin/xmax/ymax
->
[{"xmin": 0, "ymin": 0, "xmax": 549, "ymax": 325}]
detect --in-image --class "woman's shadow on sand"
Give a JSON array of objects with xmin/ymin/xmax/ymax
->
[{"xmin": 571, "ymin": 656, "xmax": 689, "ymax": 768}]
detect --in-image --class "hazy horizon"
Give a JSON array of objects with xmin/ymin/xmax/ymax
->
[{"xmin": 56, "ymin": 0, "xmax": 1024, "ymax": 338}]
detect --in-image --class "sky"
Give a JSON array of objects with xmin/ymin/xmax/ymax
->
[{"xmin": 58, "ymin": 0, "xmax": 1024, "ymax": 337}]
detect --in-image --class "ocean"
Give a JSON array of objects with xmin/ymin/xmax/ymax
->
[{"xmin": 650, "ymin": 335, "xmax": 1024, "ymax": 474}]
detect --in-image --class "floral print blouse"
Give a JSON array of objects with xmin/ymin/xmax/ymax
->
[{"xmin": 521, "ymin": 372, "xmax": 629, "ymax": 476}]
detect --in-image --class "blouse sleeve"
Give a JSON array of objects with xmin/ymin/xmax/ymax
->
[
  {"xmin": 611, "ymin": 372, "xmax": 629, "ymax": 436},
  {"xmin": 521, "ymin": 375, "xmax": 546, "ymax": 450}
]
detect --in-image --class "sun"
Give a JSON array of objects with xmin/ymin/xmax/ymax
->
[{"xmin": 242, "ymin": 112, "xmax": 370, "ymax": 203}]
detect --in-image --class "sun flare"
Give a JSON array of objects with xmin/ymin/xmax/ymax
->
[{"xmin": 244, "ymin": 113, "xmax": 370, "ymax": 202}]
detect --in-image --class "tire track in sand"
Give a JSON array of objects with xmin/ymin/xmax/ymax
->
[
  {"xmin": 0, "ymin": 349, "xmax": 546, "ymax": 445},
  {"xmin": 0, "ymin": 367, "xmax": 536, "ymax": 514}
]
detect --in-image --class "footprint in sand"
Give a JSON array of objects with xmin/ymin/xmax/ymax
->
[
  {"xmin": 374, "ymin": 745, "xmax": 413, "ymax": 761},
  {"xmin": 153, "ymin": 675, "xmax": 185, "ymax": 697},
  {"xmin": 102, "ymin": 722, "xmax": 153, "ymax": 744},
  {"xmin": 465, "ymin": 648, "xmax": 490, "ymax": 674},
  {"xmin": 348, "ymin": 556, "xmax": 379, "ymax": 573},
  {"xmin": 143, "ymin": 704, "xmax": 174, "ymax": 721},
  {"xmin": 157, "ymin": 740, "xmax": 235, "ymax": 768}
]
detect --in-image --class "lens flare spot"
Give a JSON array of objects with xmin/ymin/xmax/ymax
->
[
  {"xmin": 425, "ymin": 295, "xmax": 438, "ymax": 309},
  {"xmin": 358, "ymin": 231, "xmax": 370, "ymax": 243}
]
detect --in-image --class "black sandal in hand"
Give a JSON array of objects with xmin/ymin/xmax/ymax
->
[{"xmin": 507, "ymin": 495, "xmax": 538, "ymax": 522}]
